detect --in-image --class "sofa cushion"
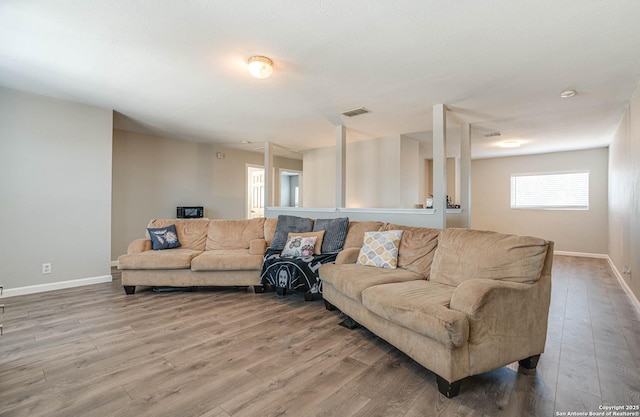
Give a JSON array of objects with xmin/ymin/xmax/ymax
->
[
  {"xmin": 118, "ymin": 249, "xmax": 203, "ymax": 270},
  {"xmin": 357, "ymin": 230, "xmax": 403, "ymax": 269},
  {"xmin": 382, "ymin": 224, "xmax": 440, "ymax": 278},
  {"xmin": 147, "ymin": 219, "xmax": 209, "ymax": 251},
  {"xmin": 362, "ymin": 280, "xmax": 469, "ymax": 349},
  {"xmin": 264, "ymin": 218, "xmax": 278, "ymax": 246},
  {"xmin": 270, "ymin": 215, "xmax": 314, "ymax": 250},
  {"xmin": 147, "ymin": 224, "xmax": 181, "ymax": 250},
  {"xmin": 313, "ymin": 217, "xmax": 349, "ymax": 253},
  {"xmin": 190, "ymin": 250, "xmax": 264, "ymax": 271},
  {"xmin": 320, "ymin": 263, "xmax": 422, "ymax": 302},
  {"xmin": 206, "ymin": 218, "xmax": 265, "ymax": 250},
  {"xmin": 431, "ymin": 228, "xmax": 548, "ymax": 286},
  {"xmin": 343, "ymin": 221, "xmax": 384, "ymax": 249}
]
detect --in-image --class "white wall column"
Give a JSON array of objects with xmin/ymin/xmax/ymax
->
[
  {"xmin": 264, "ymin": 141, "xmax": 274, "ymax": 208},
  {"xmin": 432, "ymin": 104, "xmax": 447, "ymax": 229},
  {"xmin": 336, "ymin": 125, "xmax": 346, "ymax": 208},
  {"xmin": 460, "ymin": 122, "xmax": 472, "ymax": 228}
]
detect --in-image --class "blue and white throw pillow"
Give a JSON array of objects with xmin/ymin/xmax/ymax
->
[{"xmin": 147, "ymin": 224, "xmax": 182, "ymax": 250}]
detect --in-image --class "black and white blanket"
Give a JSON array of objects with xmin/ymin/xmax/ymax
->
[{"xmin": 259, "ymin": 248, "xmax": 338, "ymax": 295}]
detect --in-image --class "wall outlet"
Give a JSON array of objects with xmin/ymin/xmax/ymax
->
[
  {"xmin": 42, "ymin": 263, "xmax": 52, "ymax": 274},
  {"xmin": 623, "ymin": 266, "xmax": 631, "ymax": 275}
]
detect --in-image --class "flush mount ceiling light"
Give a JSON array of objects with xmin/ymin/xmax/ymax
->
[
  {"xmin": 247, "ymin": 56, "xmax": 273, "ymax": 79},
  {"xmin": 499, "ymin": 140, "xmax": 522, "ymax": 148},
  {"xmin": 560, "ymin": 89, "xmax": 577, "ymax": 98}
]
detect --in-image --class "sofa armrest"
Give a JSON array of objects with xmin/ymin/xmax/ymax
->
[
  {"xmin": 449, "ymin": 278, "xmax": 550, "ymax": 352},
  {"xmin": 249, "ymin": 238, "xmax": 267, "ymax": 255},
  {"xmin": 335, "ymin": 247, "xmax": 360, "ymax": 264},
  {"xmin": 127, "ymin": 238, "xmax": 152, "ymax": 254}
]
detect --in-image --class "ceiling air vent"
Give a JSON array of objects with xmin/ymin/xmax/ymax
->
[
  {"xmin": 341, "ymin": 107, "xmax": 371, "ymax": 117},
  {"xmin": 483, "ymin": 131, "xmax": 502, "ymax": 138}
]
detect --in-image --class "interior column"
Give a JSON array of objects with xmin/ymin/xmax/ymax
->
[
  {"xmin": 460, "ymin": 122, "xmax": 472, "ymax": 228},
  {"xmin": 336, "ymin": 125, "xmax": 346, "ymax": 208},
  {"xmin": 432, "ymin": 104, "xmax": 447, "ymax": 229}
]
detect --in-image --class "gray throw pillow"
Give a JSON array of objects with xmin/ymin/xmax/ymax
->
[
  {"xmin": 313, "ymin": 217, "xmax": 349, "ymax": 253},
  {"xmin": 147, "ymin": 224, "xmax": 181, "ymax": 250},
  {"xmin": 270, "ymin": 215, "xmax": 314, "ymax": 250}
]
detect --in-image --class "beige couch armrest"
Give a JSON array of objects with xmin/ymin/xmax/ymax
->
[
  {"xmin": 249, "ymin": 238, "xmax": 267, "ymax": 255},
  {"xmin": 335, "ymin": 247, "xmax": 360, "ymax": 264},
  {"xmin": 127, "ymin": 238, "xmax": 152, "ymax": 254},
  {"xmin": 449, "ymin": 278, "xmax": 550, "ymax": 366}
]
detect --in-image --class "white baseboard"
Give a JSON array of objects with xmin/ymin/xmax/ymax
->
[
  {"xmin": 554, "ymin": 250, "xmax": 609, "ymax": 259},
  {"xmin": 607, "ymin": 257, "xmax": 640, "ymax": 316},
  {"xmin": 2, "ymin": 275, "xmax": 113, "ymax": 298}
]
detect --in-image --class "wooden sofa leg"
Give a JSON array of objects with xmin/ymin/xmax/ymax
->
[
  {"xmin": 324, "ymin": 300, "xmax": 336, "ymax": 311},
  {"xmin": 435, "ymin": 375, "xmax": 462, "ymax": 398},
  {"xmin": 518, "ymin": 354, "xmax": 541, "ymax": 370},
  {"xmin": 123, "ymin": 285, "xmax": 136, "ymax": 295},
  {"xmin": 339, "ymin": 315, "xmax": 359, "ymax": 329}
]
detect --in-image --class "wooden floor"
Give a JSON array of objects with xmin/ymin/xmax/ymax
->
[{"xmin": 0, "ymin": 256, "xmax": 639, "ymax": 417}]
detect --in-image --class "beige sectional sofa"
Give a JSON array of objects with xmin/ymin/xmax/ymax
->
[
  {"xmin": 119, "ymin": 216, "xmax": 553, "ymax": 399},
  {"xmin": 320, "ymin": 226, "xmax": 553, "ymax": 398},
  {"xmin": 118, "ymin": 218, "xmax": 279, "ymax": 294}
]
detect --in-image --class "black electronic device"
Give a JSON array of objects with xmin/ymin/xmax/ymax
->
[{"xmin": 177, "ymin": 206, "xmax": 204, "ymax": 219}]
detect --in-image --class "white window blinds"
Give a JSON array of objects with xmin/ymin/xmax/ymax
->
[{"xmin": 510, "ymin": 171, "xmax": 589, "ymax": 210}]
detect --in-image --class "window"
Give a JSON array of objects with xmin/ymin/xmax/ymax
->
[{"xmin": 510, "ymin": 171, "xmax": 589, "ymax": 210}]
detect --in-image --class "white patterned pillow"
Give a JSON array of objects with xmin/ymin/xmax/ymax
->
[
  {"xmin": 356, "ymin": 230, "xmax": 403, "ymax": 269},
  {"xmin": 281, "ymin": 235, "xmax": 317, "ymax": 257}
]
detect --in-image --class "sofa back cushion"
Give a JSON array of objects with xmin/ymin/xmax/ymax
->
[
  {"xmin": 206, "ymin": 218, "xmax": 265, "ymax": 250},
  {"xmin": 430, "ymin": 228, "xmax": 548, "ymax": 286},
  {"xmin": 382, "ymin": 223, "xmax": 440, "ymax": 278},
  {"xmin": 343, "ymin": 221, "xmax": 384, "ymax": 249},
  {"xmin": 146, "ymin": 219, "xmax": 210, "ymax": 251},
  {"xmin": 264, "ymin": 218, "xmax": 278, "ymax": 246}
]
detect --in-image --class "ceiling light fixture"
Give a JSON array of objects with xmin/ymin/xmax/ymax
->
[
  {"xmin": 247, "ymin": 56, "xmax": 273, "ymax": 79},
  {"xmin": 499, "ymin": 140, "xmax": 522, "ymax": 148},
  {"xmin": 560, "ymin": 89, "xmax": 577, "ymax": 98}
]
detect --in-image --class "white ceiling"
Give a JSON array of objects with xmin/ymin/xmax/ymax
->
[{"xmin": 2, "ymin": 1, "xmax": 639, "ymax": 159}]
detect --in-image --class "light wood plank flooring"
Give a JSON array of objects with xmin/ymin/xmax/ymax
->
[{"xmin": 1, "ymin": 256, "xmax": 639, "ymax": 416}]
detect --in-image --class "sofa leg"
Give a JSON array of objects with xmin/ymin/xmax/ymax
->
[
  {"xmin": 339, "ymin": 315, "xmax": 359, "ymax": 329},
  {"xmin": 518, "ymin": 354, "xmax": 541, "ymax": 370},
  {"xmin": 123, "ymin": 285, "xmax": 136, "ymax": 295},
  {"xmin": 324, "ymin": 300, "xmax": 336, "ymax": 311},
  {"xmin": 304, "ymin": 292, "xmax": 321, "ymax": 301},
  {"xmin": 435, "ymin": 375, "xmax": 462, "ymax": 398}
]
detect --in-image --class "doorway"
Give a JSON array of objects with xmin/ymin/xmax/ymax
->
[
  {"xmin": 279, "ymin": 169, "xmax": 302, "ymax": 208},
  {"xmin": 247, "ymin": 165, "xmax": 264, "ymax": 219}
]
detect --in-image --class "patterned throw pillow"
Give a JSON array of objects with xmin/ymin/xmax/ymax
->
[
  {"xmin": 287, "ymin": 231, "xmax": 325, "ymax": 255},
  {"xmin": 356, "ymin": 230, "xmax": 403, "ymax": 269},
  {"xmin": 281, "ymin": 235, "xmax": 317, "ymax": 257},
  {"xmin": 147, "ymin": 224, "xmax": 182, "ymax": 250}
]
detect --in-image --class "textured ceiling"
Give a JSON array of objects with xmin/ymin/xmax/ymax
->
[{"xmin": 1, "ymin": 1, "xmax": 639, "ymax": 158}]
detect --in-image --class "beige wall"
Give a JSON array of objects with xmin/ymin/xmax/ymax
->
[
  {"xmin": 471, "ymin": 148, "xmax": 609, "ymax": 254},
  {"xmin": 111, "ymin": 130, "xmax": 302, "ymax": 259},
  {"xmin": 302, "ymin": 146, "xmax": 336, "ymax": 208},
  {"xmin": 609, "ymin": 82, "xmax": 640, "ymax": 301},
  {"xmin": 303, "ymin": 135, "xmax": 422, "ymax": 209},
  {"xmin": 0, "ymin": 87, "xmax": 113, "ymax": 291}
]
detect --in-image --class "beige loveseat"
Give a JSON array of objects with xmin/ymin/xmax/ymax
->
[
  {"xmin": 118, "ymin": 218, "xmax": 279, "ymax": 294},
  {"xmin": 320, "ymin": 227, "xmax": 553, "ymax": 398}
]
